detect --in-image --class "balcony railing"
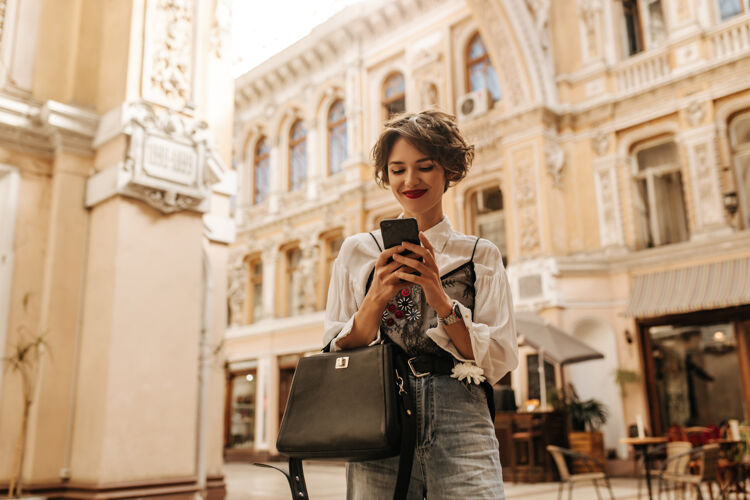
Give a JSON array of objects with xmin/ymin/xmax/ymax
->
[
  {"xmin": 616, "ymin": 48, "xmax": 671, "ymax": 94},
  {"xmin": 710, "ymin": 13, "xmax": 750, "ymax": 60}
]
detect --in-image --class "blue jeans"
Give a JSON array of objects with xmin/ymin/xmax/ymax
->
[{"xmin": 346, "ymin": 372, "xmax": 505, "ymax": 499}]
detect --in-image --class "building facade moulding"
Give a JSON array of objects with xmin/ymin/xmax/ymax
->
[
  {"xmin": 86, "ymin": 101, "xmax": 227, "ymax": 215},
  {"xmin": 0, "ymin": 95, "xmax": 98, "ymax": 157}
]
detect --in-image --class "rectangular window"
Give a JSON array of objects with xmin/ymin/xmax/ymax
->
[
  {"xmin": 526, "ymin": 354, "xmax": 555, "ymax": 402},
  {"xmin": 622, "ymin": 0, "xmax": 644, "ymax": 55},
  {"xmin": 472, "ymin": 187, "xmax": 508, "ymax": 266},
  {"xmin": 718, "ymin": 0, "xmax": 746, "ymax": 20},
  {"xmin": 634, "ymin": 141, "xmax": 689, "ymax": 248}
]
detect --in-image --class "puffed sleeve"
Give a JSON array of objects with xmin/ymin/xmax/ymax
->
[
  {"xmin": 426, "ymin": 242, "xmax": 519, "ymax": 385},
  {"xmin": 322, "ymin": 238, "xmax": 380, "ymax": 351}
]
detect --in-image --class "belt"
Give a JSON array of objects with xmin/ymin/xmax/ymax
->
[{"xmin": 406, "ymin": 354, "xmax": 455, "ymax": 378}]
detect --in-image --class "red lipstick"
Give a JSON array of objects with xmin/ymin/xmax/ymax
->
[{"xmin": 403, "ymin": 189, "xmax": 427, "ymax": 199}]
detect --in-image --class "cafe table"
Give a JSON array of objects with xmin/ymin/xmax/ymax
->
[{"xmin": 620, "ymin": 436, "xmax": 668, "ymax": 500}]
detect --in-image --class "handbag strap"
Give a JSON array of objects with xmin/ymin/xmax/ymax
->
[
  {"xmin": 253, "ymin": 461, "xmax": 309, "ymax": 499},
  {"xmin": 392, "ymin": 351, "xmax": 417, "ymax": 500}
]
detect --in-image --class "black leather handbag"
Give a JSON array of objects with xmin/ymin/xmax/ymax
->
[
  {"xmin": 276, "ymin": 342, "xmax": 402, "ymax": 459},
  {"xmin": 262, "ymin": 341, "xmax": 417, "ymax": 500}
]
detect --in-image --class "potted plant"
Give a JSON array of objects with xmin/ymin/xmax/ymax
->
[
  {"xmin": 2, "ymin": 293, "xmax": 49, "ymax": 498},
  {"xmin": 613, "ymin": 368, "xmax": 641, "ymax": 397},
  {"xmin": 564, "ymin": 385, "xmax": 608, "ymax": 471}
]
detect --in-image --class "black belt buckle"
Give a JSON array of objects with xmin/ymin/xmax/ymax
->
[{"xmin": 407, "ymin": 357, "xmax": 430, "ymax": 378}]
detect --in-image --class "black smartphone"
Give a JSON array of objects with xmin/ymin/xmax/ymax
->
[
  {"xmin": 380, "ymin": 218, "xmax": 420, "ymax": 249},
  {"xmin": 380, "ymin": 218, "xmax": 421, "ymax": 276}
]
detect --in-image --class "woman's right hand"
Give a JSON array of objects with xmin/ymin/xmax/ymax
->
[
  {"xmin": 367, "ymin": 245, "xmax": 416, "ymax": 307},
  {"xmin": 336, "ymin": 245, "xmax": 416, "ymax": 350}
]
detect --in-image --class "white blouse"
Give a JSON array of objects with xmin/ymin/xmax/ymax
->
[{"xmin": 322, "ymin": 217, "xmax": 519, "ymax": 385}]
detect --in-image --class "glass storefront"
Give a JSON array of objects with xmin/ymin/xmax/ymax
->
[
  {"xmin": 228, "ymin": 370, "xmax": 256, "ymax": 449},
  {"xmin": 648, "ymin": 321, "xmax": 747, "ymax": 432}
]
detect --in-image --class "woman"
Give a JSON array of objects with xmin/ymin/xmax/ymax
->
[{"xmin": 323, "ymin": 110, "xmax": 518, "ymax": 499}]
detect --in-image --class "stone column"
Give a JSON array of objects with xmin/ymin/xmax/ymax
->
[
  {"xmin": 31, "ymin": 0, "xmax": 232, "ymax": 497},
  {"xmin": 253, "ymin": 354, "xmax": 279, "ymax": 453},
  {"xmin": 268, "ymin": 139, "xmax": 282, "ymax": 214}
]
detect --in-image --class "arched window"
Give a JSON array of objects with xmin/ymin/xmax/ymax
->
[
  {"xmin": 466, "ymin": 33, "xmax": 501, "ymax": 102},
  {"xmin": 328, "ymin": 100, "xmax": 347, "ymax": 175},
  {"xmin": 289, "ymin": 120, "xmax": 307, "ymax": 191},
  {"xmin": 253, "ymin": 137, "xmax": 270, "ymax": 204},
  {"xmin": 632, "ymin": 140, "xmax": 689, "ymax": 247},
  {"xmin": 382, "ymin": 72, "xmax": 406, "ymax": 119}
]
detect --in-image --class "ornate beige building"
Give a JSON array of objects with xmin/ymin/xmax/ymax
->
[
  {"xmin": 229, "ymin": 0, "xmax": 750, "ymax": 462},
  {"xmin": 0, "ymin": 0, "xmax": 233, "ymax": 498}
]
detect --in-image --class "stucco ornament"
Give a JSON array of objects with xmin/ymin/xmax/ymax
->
[
  {"xmin": 86, "ymin": 101, "xmax": 227, "ymax": 214},
  {"xmin": 451, "ymin": 362, "xmax": 486, "ymax": 385},
  {"xmin": 687, "ymin": 100, "xmax": 706, "ymax": 127},
  {"xmin": 211, "ymin": 0, "xmax": 232, "ymax": 59},
  {"xmin": 143, "ymin": 0, "xmax": 194, "ymax": 108},
  {"xmin": 524, "ymin": 0, "xmax": 551, "ymax": 55},
  {"xmin": 227, "ymin": 252, "xmax": 249, "ymax": 326},
  {"xmin": 593, "ymin": 130, "xmax": 609, "ymax": 156},
  {"xmin": 579, "ymin": 0, "xmax": 602, "ymax": 58},
  {"xmin": 298, "ymin": 240, "xmax": 320, "ymax": 314},
  {"xmin": 0, "ymin": 1, "xmax": 6, "ymax": 43},
  {"xmin": 545, "ymin": 142, "xmax": 565, "ymax": 188}
]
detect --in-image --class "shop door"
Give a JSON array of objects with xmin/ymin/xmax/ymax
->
[{"xmin": 225, "ymin": 369, "xmax": 257, "ymax": 450}]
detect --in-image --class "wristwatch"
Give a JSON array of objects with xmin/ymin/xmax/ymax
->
[{"xmin": 438, "ymin": 300, "xmax": 462, "ymax": 326}]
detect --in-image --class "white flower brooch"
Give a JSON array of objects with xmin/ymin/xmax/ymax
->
[{"xmin": 450, "ymin": 362, "xmax": 486, "ymax": 385}]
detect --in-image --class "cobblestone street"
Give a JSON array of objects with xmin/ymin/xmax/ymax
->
[{"xmin": 224, "ymin": 462, "xmax": 644, "ymax": 500}]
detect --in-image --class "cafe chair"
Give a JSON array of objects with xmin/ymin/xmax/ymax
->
[
  {"xmin": 657, "ymin": 443, "xmax": 724, "ymax": 500},
  {"xmin": 639, "ymin": 441, "xmax": 692, "ymax": 499},
  {"xmin": 511, "ymin": 413, "xmax": 544, "ymax": 483},
  {"xmin": 547, "ymin": 445, "xmax": 616, "ymax": 500}
]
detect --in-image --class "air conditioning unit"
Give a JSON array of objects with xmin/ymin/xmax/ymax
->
[{"xmin": 456, "ymin": 88, "xmax": 491, "ymax": 121}]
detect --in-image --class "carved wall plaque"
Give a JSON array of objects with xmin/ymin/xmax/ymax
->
[
  {"xmin": 143, "ymin": 135, "xmax": 198, "ymax": 185},
  {"xmin": 86, "ymin": 102, "xmax": 226, "ymax": 214}
]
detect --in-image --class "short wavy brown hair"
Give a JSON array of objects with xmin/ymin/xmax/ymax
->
[{"xmin": 371, "ymin": 110, "xmax": 475, "ymax": 191}]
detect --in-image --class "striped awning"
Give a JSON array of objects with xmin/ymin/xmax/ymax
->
[{"xmin": 626, "ymin": 257, "xmax": 750, "ymax": 318}]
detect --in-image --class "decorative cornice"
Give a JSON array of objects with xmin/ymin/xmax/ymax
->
[
  {"xmin": 234, "ymin": 0, "xmax": 453, "ymax": 109},
  {"xmin": 0, "ymin": 95, "xmax": 98, "ymax": 157},
  {"xmin": 554, "ymin": 230, "xmax": 750, "ymax": 275}
]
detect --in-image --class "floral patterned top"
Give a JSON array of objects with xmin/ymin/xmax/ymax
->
[
  {"xmin": 375, "ymin": 258, "xmax": 476, "ymax": 357},
  {"xmin": 323, "ymin": 217, "xmax": 518, "ymax": 385}
]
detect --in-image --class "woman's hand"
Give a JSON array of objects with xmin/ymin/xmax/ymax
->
[
  {"xmin": 367, "ymin": 244, "xmax": 416, "ymax": 306},
  {"xmin": 337, "ymin": 244, "xmax": 415, "ymax": 350},
  {"xmin": 392, "ymin": 233, "xmax": 453, "ymax": 318}
]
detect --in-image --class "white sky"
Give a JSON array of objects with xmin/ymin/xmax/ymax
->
[{"xmin": 231, "ymin": 0, "xmax": 365, "ymax": 77}]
